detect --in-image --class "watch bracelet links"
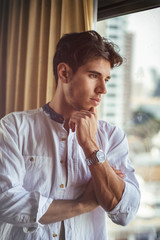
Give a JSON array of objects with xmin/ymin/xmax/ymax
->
[
  {"xmin": 87, "ymin": 158, "xmax": 100, "ymax": 166},
  {"xmin": 86, "ymin": 150, "xmax": 101, "ymax": 166}
]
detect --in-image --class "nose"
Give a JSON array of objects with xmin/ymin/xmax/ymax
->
[{"xmin": 95, "ymin": 80, "xmax": 107, "ymax": 95}]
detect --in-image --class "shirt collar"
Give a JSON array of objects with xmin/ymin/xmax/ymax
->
[{"xmin": 42, "ymin": 103, "xmax": 65, "ymax": 124}]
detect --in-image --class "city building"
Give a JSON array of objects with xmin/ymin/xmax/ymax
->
[{"xmin": 97, "ymin": 16, "xmax": 133, "ymax": 128}]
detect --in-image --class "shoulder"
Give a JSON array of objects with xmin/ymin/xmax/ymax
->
[
  {"xmin": 97, "ymin": 121, "xmax": 129, "ymax": 166},
  {"xmin": 97, "ymin": 120, "xmax": 127, "ymax": 152},
  {"xmin": 0, "ymin": 108, "xmax": 43, "ymax": 129},
  {"xmin": 97, "ymin": 120, "xmax": 125, "ymax": 139}
]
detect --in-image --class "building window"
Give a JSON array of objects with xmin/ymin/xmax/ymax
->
[
  {"xmin": 107, "ymin": 93, "xmax": 116, "ymax": 97},
  {"xmin": 106, "ymin": 113, "xmax": 115, "ymax": 117},
  {"xmin": 109, "ymin": 25, "xmax": 119, "ymax": 29},
  {"xmin": 108, "ymin": 83, "xmax": 116, "ymax": 88},
  {"xmin": 108, "ymin": 35, "xmax": 118, "ymax": 39}
]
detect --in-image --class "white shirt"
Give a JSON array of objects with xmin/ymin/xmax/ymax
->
[{"xmin": 0, "ymin": 106, "xmax": 140, "ymax": 240}]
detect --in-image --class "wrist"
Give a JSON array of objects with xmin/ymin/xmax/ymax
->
[
  {"xmin": 86, "ymin": 149, "xmax": 105, "ymax": 166},
  {"xmin": 82, "ymin": 139, "xmax": 99, "ymax": 158}
]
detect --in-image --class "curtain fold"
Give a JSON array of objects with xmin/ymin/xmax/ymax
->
[{"xmin": 0, "ymin": 0, "xmax": 95, "ymax": 118}]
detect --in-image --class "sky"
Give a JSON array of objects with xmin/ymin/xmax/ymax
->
[{"xmin": 126, "ymin": 7, "xmax": 160, "ymax": 84}]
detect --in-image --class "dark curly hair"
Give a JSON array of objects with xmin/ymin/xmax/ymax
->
[{"xmin": 53, "ymin": 30, "xmax": 123, "ymax": 86}]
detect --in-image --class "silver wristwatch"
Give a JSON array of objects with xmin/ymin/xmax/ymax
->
[{"xmin": 86, "ymin": 150, "xmax": 105, "ymax": 166}]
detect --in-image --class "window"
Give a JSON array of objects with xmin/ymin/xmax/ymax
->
[
  {"xmin": 108, "ymin": 35, "xmax": 118, "ymax": 39},
  {"xmin": 108, "ymin": 84, "xmax": 116, "ymax": 88},
  {"xmin": 109, "ymin": 25, "xmax": 119, "ymax": 29},
  {"xmin": 107, "ymin": 93, "xmax": 116, "ymax": 97},
  {"xmin": 97, "ymin": 7, "xmax": 160, "ymax": 240},
  {"xmin": 106, "ymin": 113, "xmax": 115, "ymax": 117}
]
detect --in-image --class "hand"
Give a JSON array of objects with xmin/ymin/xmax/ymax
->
[
  {"xmin": 112, "ymin": 167, "xmax": 125, "ymax": 179},
  {"xmin": 77, "ymin": 180, "xmax": 99, "ymax": 212},
  {"xmin": 69, "ymin": 108, "xmax": 99, "ymax": 157}
]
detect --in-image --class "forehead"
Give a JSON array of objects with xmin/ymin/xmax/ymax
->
[{"xmin": 79, "ymin": 58, "xmax": 111, "ymax": 75}]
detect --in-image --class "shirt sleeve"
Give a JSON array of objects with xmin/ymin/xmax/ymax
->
[
  {"xmin": 100, "ymin": 123, "xmax": 141, "ymax": 226},
  {"xmin": 107, "ymin": 181, "xmax": 140, "ymax": 226},
  {"xmin": 0, "ymin": 114, "xmax": 53, "ymax": 232}
]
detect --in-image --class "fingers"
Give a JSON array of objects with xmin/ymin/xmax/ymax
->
[
  {"xmin": 89, "ymin": 107, "xmax": 95, "ymax": 113},
  {"xmin": 68, "ymin": 110, "xmax": 96, "ymax": 131},
  {"xmin": 112, "ymin": 167, "xmax": 125, "ymax": 179},
  {"xmin": 89, "ymin": 107, "xmax": 98, "ymax": 120},
  {"xmin": 69, "ymin": 120, "xmax": 76, "ymax": 132}
]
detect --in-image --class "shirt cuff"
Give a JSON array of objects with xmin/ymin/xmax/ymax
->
[
  {"xmin": 23, "ymin": 195, "xmax": 53, "ymax": 233},
  {"xmin": 108, "ymin": 182, "xmax": 128, "ymax": 214},
  {"xmin": 107, "ymin": 181, "xmax": 140, "ymax": 226}
]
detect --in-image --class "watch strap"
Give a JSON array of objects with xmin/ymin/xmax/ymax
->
[{"xmin": 86, "ymin": 150, "xmax": 105, "ymax": 166}]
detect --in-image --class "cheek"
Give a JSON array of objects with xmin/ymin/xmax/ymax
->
[
  {"xmin": 76, "ymin": 86, "xmax": 89, "ymax": 99},
  {"xmin": 68, "ymin": 78, "xmax": 92, "ymax": 99},
  {"xmin": 78, "ymin": 80, "xmax": 91, "ymax": 92}
]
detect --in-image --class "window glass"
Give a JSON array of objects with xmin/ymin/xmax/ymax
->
[{"xmin": 97, "ymin": 7, "xmax": 160, "ymax": 240}]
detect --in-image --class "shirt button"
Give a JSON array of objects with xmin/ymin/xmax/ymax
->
[
  {"xmin": 30, "ymin": 157, "xmax": 34, "ymax": 162},
  {"xmin": 59, "ymin": 117, "xmax": 63, "ymax": 121},
  {"xmin": 60, "ymin": 160, "xmax": 63, "ymax": 164},
  {"xmin": 60, "ymin": 184, "xmax": 64, "ymax": 188},
  {"xmin": 53, "ymin": 233, "xmax": 57, "ymax": 237},
  {"xmin": 61, "ymin": 137, "xmax": 67, "ymax": 141}
]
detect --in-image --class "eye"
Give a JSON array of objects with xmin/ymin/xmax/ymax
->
[
  {"xmin": 105, "ymin": 79, "xmax": 109, "ymax": 84},
  {"xmin": 89, "ymin": 73, "xmax": 98, "ymax": 79}
]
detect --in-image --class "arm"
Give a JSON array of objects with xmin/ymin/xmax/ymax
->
[
  {"xmin": 39, "ymin": 166, "xmax": 124, "ymax": 224},
  {"xmin": 69, "ymin": 109, "xmax": 125, "ymax": 211},
  {"xmin": 69, "ymin": 108, "xmax": 140, "ymax": 225},
  {"xmin": 89, "ymin": 161, "xmax": 125, "ymax": 211},
  {"xmin": 0, "ymin": 113, "xmax": 122, "ymax": 227},
  {"xmin": 0, "ymin": 115, "xmax": 52, "ymax": 231},
  {"xmin": 39, "ymin": 180, "xmax": 99, "ymax": 224},
  {"xmin": 0, "ymin": 114, "xmax": 99, "ymax": 227}
]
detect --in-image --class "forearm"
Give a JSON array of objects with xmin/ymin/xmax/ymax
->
[
  {"xmin": 39, "ymin": 195, "xmax": 98, "ymax": 225},
  {"xmin": 39, "ymin": 200, "xmax": 81, "ymax": 224},
  {"xmin": 82, "ymin": 143, "xmax": 125, "ymax": 212},
  {"xmin": 89, "ymin": 160, "xmax": 125, "ymax": 212}
]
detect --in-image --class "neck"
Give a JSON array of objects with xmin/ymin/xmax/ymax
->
[{"xmin": 49, "ymin": 86, "xmax": 74, "ymax": 121}]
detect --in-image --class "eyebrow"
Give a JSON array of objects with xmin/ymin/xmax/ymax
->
[{"xmin": 87, "ymin": 70, "xmax": 111, "ymax": 80}]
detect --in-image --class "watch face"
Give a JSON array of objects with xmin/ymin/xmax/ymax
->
[{"xmin": 96, "ymin": 150, "xmax": 105, "ymax": 163}]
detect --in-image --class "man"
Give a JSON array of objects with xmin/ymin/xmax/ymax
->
[{"xmin": 0, "ymin": 31, "xmax": 140, "ymax": 240}]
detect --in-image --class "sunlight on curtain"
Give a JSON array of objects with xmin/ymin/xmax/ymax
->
[{"xmin": 0, "ymin": 0, "xmax": 94, "ymax": 118}]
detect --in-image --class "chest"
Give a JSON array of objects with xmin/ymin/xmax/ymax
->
[{"xmin": 21, "ymin": 128, "xmax": 91, "ymax": 200}]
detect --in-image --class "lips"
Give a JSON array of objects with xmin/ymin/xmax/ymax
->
[
  {"xmin": 90, "ymin": 97, "xmax": 101, "ymax": 102},
  {"xmin": 90, "ymin": 97, "xmax": 101, "ymax": 106}
]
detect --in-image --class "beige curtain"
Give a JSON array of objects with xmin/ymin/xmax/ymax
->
[{"xmin": 0, "ymin": 0, "xmax": 94, "ymax": 119}]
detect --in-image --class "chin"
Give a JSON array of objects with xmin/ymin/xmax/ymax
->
[{"xmin": 72, "ymin": 102, "xmax": 91, "ymax": 111}]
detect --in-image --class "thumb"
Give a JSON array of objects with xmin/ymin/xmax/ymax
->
[
  {"xmin": 90, "ymin": 107, "xmax": 97, "ymax": 119},
  {"xmin": 68, "ymin": 119, "xmax": 76, "ymax": 132},
  {"xmin": 89, "ymin": 107, "xmax": 95, "ymax": 113}
]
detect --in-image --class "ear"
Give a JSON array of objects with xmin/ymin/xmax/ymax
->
[{"xmin": 57, "ymin": 63, "xmax": 72, "ymax": 83}]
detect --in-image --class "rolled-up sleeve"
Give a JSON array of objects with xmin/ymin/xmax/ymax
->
[
  {"xmin": 108, "ymin": 181, "xmax": 140, "ymax": 226},
  {"xmin": 101, "ymin": 123, "xmax": 141, "ymax": 226}
]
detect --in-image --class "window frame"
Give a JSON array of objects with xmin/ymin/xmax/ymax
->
[{"xmin": 97, "ymin": 0, "xmax": 160, "ymax": 21}]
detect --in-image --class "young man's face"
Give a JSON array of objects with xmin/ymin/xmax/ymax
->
[{"xmin": 64, "ymin": 58, "xmax": 111, "ymax": 112}]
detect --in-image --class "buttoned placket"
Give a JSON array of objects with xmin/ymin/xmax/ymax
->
[
  {"xmin": 59, "ymin": 126, "xmax": 68, "ymax": 191},
  {"xmin": 46, "ymin": 123, "xmax": 68, "ymax": 239},
  {"xmin": 57, "ymin": 124, "xmax": 69, "ymax": 239},
  {"xmin": 57, "ymin": 126, "xmax": 78, "ymax": 240},
  {"xmin": 63, "ymin": 129, "xmax": 78, "ymax": 240}
]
